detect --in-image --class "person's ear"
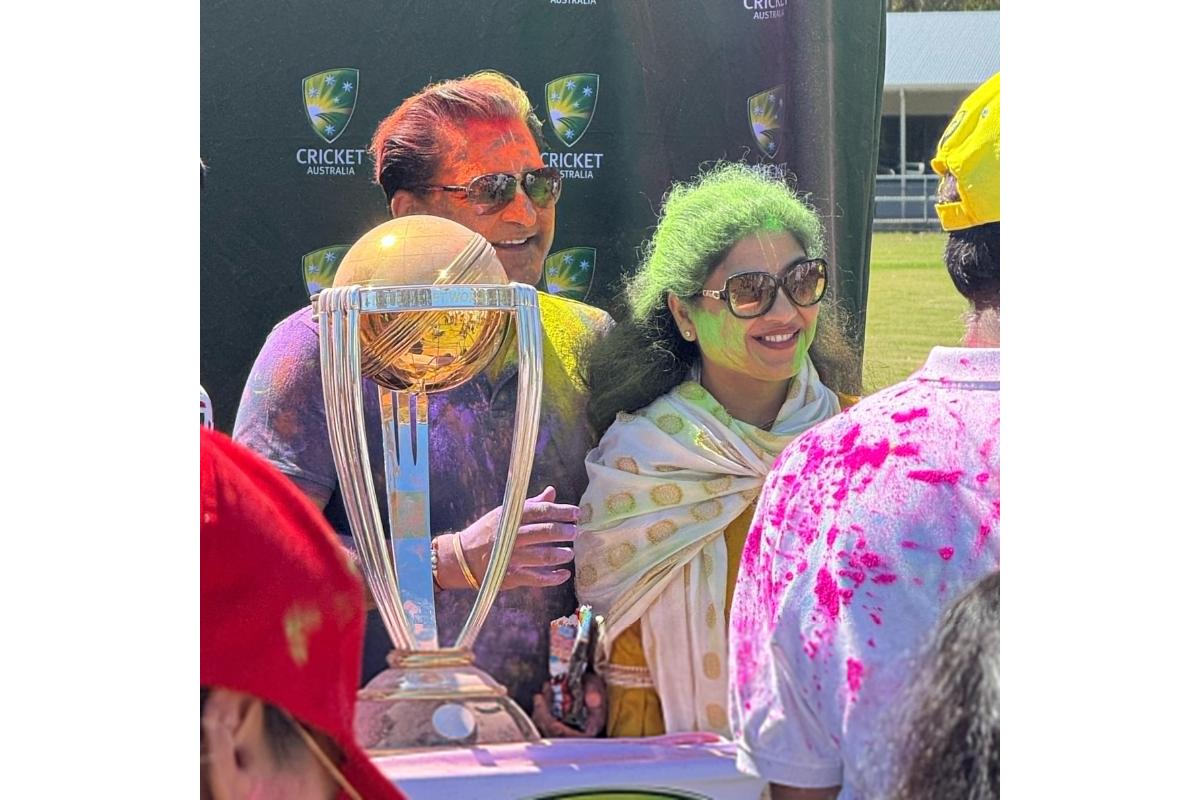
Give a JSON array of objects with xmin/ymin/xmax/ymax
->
[
  {"xmin": 389, "ymin": 190, "xmax": 422, "ymax": 219},
  {"xmin": 667, "ymin": 294, "xmax": 697, "ymax": 343},
  {"xmin": 201, "ymin": 689, "xmax": 267, "ymax": 797}
]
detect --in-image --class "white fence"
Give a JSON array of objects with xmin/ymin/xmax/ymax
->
[{"xmin": 873, "ymin": 173, "xmax": 940, "ymax": 230}]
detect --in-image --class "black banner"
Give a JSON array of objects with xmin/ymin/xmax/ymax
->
[{"xmin": 201, "ymin": 0, "xmax": 885, "ymax": 429}]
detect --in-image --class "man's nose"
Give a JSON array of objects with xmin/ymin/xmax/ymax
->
[{"xmin": 499, "ymin": 184, "xmax": 538, "ymax": 226}]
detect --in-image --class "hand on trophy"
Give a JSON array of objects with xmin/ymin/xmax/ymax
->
[{"xmin": 438, "ymin": 485, "xmax": 580, "ymax": 590}]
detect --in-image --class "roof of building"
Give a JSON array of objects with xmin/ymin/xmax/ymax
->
[{"xmin": 885, "ymin": 11, "xmax": 999, "ymax": 91}]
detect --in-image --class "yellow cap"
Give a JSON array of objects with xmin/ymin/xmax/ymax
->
[{"xmin": 931, "ymin": 73, "xmax": 999, "ymax": 231}]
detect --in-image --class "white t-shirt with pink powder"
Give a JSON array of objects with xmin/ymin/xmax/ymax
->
[{"xmin": 728, "ymin": 347, "xmax": 1000, "ymax": 798}]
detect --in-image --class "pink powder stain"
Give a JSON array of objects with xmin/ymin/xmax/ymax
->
[
  {"xmin": 837, "ymin": 424, "xmax": 862, "ymax": 454},
  {"xmin": 907, "ymin": 469, "xmax": 963, "ymax": 485},
  {"xmin": 796, "ymin": 559, "xmax": 809, "ymax": 574},
  {"xmin": 839, "ymin": 588, "xmax": 854, "ymax": 602},
  {"xmin": 977, "ymin": 522, "xmax": 992, "ymax": 547},
  {"xmin": 861, "ymin": 552, "xmax": 883, "ymax": 569},
  {"xmin": 938, "ymin": 546, "xmax": 955, "ymax": 561},
  {"xmin": 846, "ymin": 658, "xmax": 864, "ymax": 694},
  {"xmin": 869, "ymin": 612, "xmax": 882, "ymax": 625},
  {"xmin": 872, "ymin": 573, "xmax": 898, "ymax": 585},
  {"xmin": 826, "ymin": 525, "xmax": 840, "ymax": 547},
  {"xmin": 891, "ymin": 407, "xmax": 929, "ymax": 424},
  {"xmin": 845, "ymin": 439, "xmax": 891, "ymax": 473},
  {"xmin": 976, "ymin": 472, "xmax": 990, "ymax": 484},
  {"xmin": 900, "ymin": 540, "xmax": 920, "ymax": 550},
  {"xmin": 893, "ymin": 442, "xmax": 921, "ymax": 457},
  {"xmin": 850, "ymin": 524, "xmax": 864, "ymax": 532},
  {"xmin": 855, "ymin": 537, "xmax": 867, "ymax": 550},
  {"xmin": 867, "ymin": 638, "xmax": 876, "ymax": 648},
  {"xmin": 837, "ymin": 569, "xmax": 865, "ymax": 586},
  {"xmin": 785, "ymin": 571, "xmax": 795, "ymax": 581},
  {"xmin": 814, "ymin": 567, "xmax": 841, "ymax": 619},
  {"xmin": 959, "ymin": 357, "xmax": 970, "ymax": 366}
]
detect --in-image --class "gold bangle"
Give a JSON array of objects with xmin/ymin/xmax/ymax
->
[
  {"xmin": 430, "ymin": 537, "xmax": 443, "ymax": 590},
  {"xmin": 451, "ymin": 533, "xmax": 481, "ymax": 591}
]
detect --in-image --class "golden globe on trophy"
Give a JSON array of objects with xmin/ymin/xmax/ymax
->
[{"xmin": 314, "ymin": 215, "xmax": 544, "ymax": 751}]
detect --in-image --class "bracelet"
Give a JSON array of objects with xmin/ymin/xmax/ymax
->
[
  {"xmin": 430, "ymin": 537, "xmax": 443, "ymax": 590},
  {"xmin": 451, "ymin": 533, "xmax": 481, "ymax": 591}
]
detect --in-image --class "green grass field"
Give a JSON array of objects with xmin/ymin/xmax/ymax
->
[{"xmin": 860, "ymin": 232, "xmax": 968, "ymax": 394}]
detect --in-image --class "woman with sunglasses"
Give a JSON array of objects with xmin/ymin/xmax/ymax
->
[{"xmin": 573, "ymin": 163, "xmax": 857, "ymax": 737}]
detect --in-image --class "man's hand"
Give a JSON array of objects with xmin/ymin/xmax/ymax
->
[
  {"xmin": 438, "ymin": 486, "xmax": 579, "ymax": 590},
  {"xmin": 530, "ymin": 672, "xmax": 607, "ymax": 738}
]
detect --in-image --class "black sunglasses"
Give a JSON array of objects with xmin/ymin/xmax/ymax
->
[
  {"xmin": 419, "ymin": 167, "xmax": 563, "ymax": 215},
  {"xmin": 696, "ymin": 257, "xmax": 828, "ymax": 319}
]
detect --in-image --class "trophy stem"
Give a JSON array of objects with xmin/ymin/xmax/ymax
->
[{"xmin": 380, "ymin": 388, "xmax": 438, "ymax": 650}]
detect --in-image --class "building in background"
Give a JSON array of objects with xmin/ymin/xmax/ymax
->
[{"xmin": 874, "ymin": 10, "xmax": 998, "ymax": 229}]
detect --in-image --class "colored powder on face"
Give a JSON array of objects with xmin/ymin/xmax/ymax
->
[
  {"xmin": 900, "ymin": 540, "xmax": 919, "ymax": 549},
  {"xmin": 692, "ymin": 307, "xmax": 750, "ymax": 373},
  {"xmin": 846, "ymin": 658, "xmax": 864, "ymax": 694},
  {"xmin": 938, "ymin": 547, "xmax": 955, "ymax": 561},
  {"xmin": 907, "ymin": 469, "xmax": 963, "ymax": 485},
  {"xmin": 814, "ymin": 567, "xmax": 841, "ymax": 619},
  {"xmin": 872, "ymin": 574, "xmax": 897, "ymax": 585},
  {"xmin": 891, "ymin": 407, "xmax": 929, "ymax": 424}
]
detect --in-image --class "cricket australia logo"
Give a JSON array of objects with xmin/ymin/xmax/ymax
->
[
  {"xmin": 303, "ymin": 69, "xmax": 359, "ymax": 144},
  {"xmin": 748, "ymin": 86, "xmax": 784, "ymax": 159},
  {"xmin": 546, "ymin": 74, "xmax": 599, "ymax": 148},
  {"xmin": 541, "ymin": 247, "xmax": 596, "ymax": 302},
  {"xmin": 301, "ymin": 245, "xmax": 350, "ymax": 297}
]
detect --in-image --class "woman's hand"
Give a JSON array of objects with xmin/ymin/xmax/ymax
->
[
  {"xmin": 436, "ymin": 486, "xmax": 580, "ymax": 590},
  {"xmin": 531, "ymin": 673, "xmax": 607, "ymax": 738}
]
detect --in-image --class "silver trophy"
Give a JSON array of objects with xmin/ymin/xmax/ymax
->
[{"xmin": 315, "ymin": 216, "xmax": 544, "ymax": 750}]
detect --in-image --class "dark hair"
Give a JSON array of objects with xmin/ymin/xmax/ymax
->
[
  {"xmin": 938, "ymin": 175, "xmax": 999, "ymax": 311},
  {"xmin": 200, "ymin": 687, "xmax": 304, "ymax": 765},
  {"xmin": 371, "ymin": 71, "xmax": 547, "ymax": 202},
  {"xmin": 889, "ymin": 571, "xmax": 1000, "ymax": 800},
  {"xmin": 585, "ymin": 163, "xmax": 856, "ymax": 433}
]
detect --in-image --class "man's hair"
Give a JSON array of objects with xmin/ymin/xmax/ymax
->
[
  {"xmin": 890, "ymin": 571, "xmax": 1000, "ymax": 800},
  {"xmin": 370, "ymin": 71, "xmax": 547, "ymax": 202},
  {"xmin": 939, "ymin": 177, "xmax": 999, "ymax": 311}
]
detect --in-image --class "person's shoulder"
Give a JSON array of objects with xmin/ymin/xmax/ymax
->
[
  {"xmin": 267, "ymin": 305, "xmax": 320, "ymax": 339},
  {"xmin": 538, "ymin": 293, "xmax": 615, "ymax": 334}
]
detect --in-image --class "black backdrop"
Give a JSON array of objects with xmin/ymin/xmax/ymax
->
[{"xmin": 201, "ymin": 0, "xmax": 885, "ymax": 431}]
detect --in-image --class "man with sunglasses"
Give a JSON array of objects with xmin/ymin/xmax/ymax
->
[
  {"xmin": 233, "ymin": 71, "xmax": 613, "ymax": 727},
  {"xmin": 728, "ymin": 74, "xmax": 1000, "ymax": 800}
]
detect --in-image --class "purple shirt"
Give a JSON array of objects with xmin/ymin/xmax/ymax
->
[
  {"xmin": 234, "ymin": 294, "xmax": 613, "ymax": 710},
  {"xmin": 729, "ymin": 347, "xmax": 1000, "ymax": 798}
]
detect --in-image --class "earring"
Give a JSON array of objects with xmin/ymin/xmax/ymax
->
[{"xmin": 682, "ymin": 330, "xmax": 694, "ymax": 341}]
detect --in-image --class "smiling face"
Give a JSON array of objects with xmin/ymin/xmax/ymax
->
[
  {"xmin": 390, "ymin": 116, "xmax": 554, "ymax": 286},
  {"xmin": 674, "ymin": 229, "xmax": 820, "ymax": 395}
]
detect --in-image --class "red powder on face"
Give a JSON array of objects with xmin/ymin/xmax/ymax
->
[
  {"xmin": 846, "ymin": 658, "xmax": 864, "ymax": 694},
  {"xmin": 907, "ymin": 469, "xmax": 963, "ymax": 485},
  {"xmin": 938, "ymin": 547, "xmax": 955, "ymax": 561},
  {"xmin": 891, "ymin": 407, "xmax": 929, "ymax": 424},
  {"xmin": 815, "ymin": 567, "xmax": 841, "ymax": 619},
  {"xmin": 872, "ymin": 574, "xmax": 898, "ymax": 585}
]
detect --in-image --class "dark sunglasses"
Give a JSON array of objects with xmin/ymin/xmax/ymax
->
[
  {"xmin": 419, "ymin": 167, "xmax": 563, "ymax": 215},
  {"xmin": 696, "ymin": 257, "xmax": 828, "ymax": 318}
]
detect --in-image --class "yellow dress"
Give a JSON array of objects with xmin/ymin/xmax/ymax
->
[
  {"xmin": 605, "ymin": 506, "xmax": 754, "ymax": 737},
  {"xmin": 604, "ymin": 394, "xmax": 857, "ymax": 738}
]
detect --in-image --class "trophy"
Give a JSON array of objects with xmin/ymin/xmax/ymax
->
[{"xmin": 315, "ymin": 215, "xmax": 544, "ymax": 750}]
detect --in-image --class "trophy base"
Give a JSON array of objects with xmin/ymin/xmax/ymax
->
[{"xmin": 355, "ymin": 650, "xmax": 541, "ymax": 751}]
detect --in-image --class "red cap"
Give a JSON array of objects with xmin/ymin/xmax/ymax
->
[{"xmin": 200, "ymin": 428, "xmax": 405, "ymax": 800}]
